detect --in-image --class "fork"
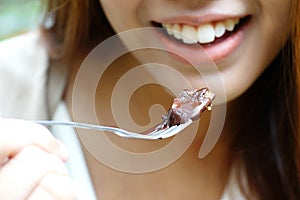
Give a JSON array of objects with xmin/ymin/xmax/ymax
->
[
  {"xmin": 33, "ymin": 119, "xmax": 193, "ymax": 140},
  {"xmin": 34, "ymin": 88, "xmax": 214, "ymax": 140}
]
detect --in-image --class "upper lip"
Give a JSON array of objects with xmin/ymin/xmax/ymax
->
[{"xmin": 153, "ymin": 14, "xmax": 248, "ymax": 26}]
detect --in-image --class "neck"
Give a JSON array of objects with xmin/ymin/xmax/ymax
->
[
  {"xmin": 82, "ymin": 108, "xmax": 233, "ymax": 199},
  {"xmin": 64, "ymin": 54, "xmax": 235, "ymax": 200}
]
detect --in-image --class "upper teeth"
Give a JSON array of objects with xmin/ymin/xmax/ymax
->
[{"xmin": 162, "ymin": 18, "xmax": 240, "ymax": 44}]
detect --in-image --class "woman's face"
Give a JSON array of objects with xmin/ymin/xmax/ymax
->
[{"xmin": 98, "ymin": 0, "xmax": 292, "ymax": 103}]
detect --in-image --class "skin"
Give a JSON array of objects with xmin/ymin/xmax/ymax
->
[
  {"xmin": 0, "ymin": 0, "xmax": 291, "ymax": 199},
  {"xmin": 0, "ymin": 118, "xmax": 77, "ymax": 200},
  {"xmin": 65, "ymin": 0, "xmax": 292, "ymax": 199},
  {"xmin": 99, "ymin": 0, "xmax": 292, "ymax": 102}
]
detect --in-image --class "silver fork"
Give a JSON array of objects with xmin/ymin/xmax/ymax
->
[
  {"xmin": 34, "ymin": 88, "xmax": 214, "ymax": 140},
  {"xmin": 33, "ymin": 119, "xmax": 193, "ymax": 140}
]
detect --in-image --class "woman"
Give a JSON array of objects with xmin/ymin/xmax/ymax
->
[{"xmin": 0, "ymin": 0, "xmax": 299, "ymax": 199}]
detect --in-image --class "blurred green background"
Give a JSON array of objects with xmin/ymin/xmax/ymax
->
[{"xmin": 0, "ymin": 0, "xmax": 45, "ymax": 40}]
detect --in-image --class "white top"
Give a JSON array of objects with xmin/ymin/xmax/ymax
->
[{"xmin": 51, "ymin": 102, "xmax": 98, "ymax": 200}]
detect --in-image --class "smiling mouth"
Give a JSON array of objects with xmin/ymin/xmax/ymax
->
[{"xmin": 152, "ymin": 16, "xmax": 251, "ymax": 47}]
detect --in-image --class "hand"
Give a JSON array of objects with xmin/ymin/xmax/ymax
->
[{"xmin": 0, "ymin": 118, "xmax": 77, "ymax": 200}]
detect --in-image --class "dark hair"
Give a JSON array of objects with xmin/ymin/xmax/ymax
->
[
  {"xmin": 231, "ymin": 38, "xmax": 300, "ymax": 199},
  {"xmin": 41, "ymin": 0, "xmax": 114, "ymax": 59},
  {"xmin": 231, "ymin": 1, "xmax": 300, "ymax": 198},
  {"xmin": 41, "ymin": 0, "xmax": 300, "ymax": 199}
]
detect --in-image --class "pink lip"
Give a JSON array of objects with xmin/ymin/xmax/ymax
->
[
  {"xmin": 152, "ymin": 16, "xmax": 251, "ymax": 65},
  {"xmin": 158, "ymin": 14, "xmax": 247, "ymax": 26}
]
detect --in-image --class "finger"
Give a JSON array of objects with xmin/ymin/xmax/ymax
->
[
  {"xmin": 27, "ymin": 172, "xmax": 77, "ymax": 200},
  {"xmin": 0, "ymin": 145, "xmax": 69, "ymax": 200},
  {"xmin": 26, "ymin": 186, "xmax": 54, "ymax": 200},
  {"xmin": 0, "ymin": 118, "xmax": 68, "ymax": 164}
]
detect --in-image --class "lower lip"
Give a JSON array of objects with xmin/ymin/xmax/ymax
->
[{"xmin": 153, "ymin": 18, "xmax": 251, "ymax": 65}]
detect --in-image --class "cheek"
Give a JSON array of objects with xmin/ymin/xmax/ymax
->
[
  {"xmin": 259, "ymin": 0, "xmax": 291, "ymax": 42},
  {"xmin": 250, "ymin": 0, "xmax": 291, "ymax": 67},
  {"xmin": 220, "ymin": 0, "xmax": 292, "ymax": 102},
  {"xmin": 247, "ymin": 0, "xmax": 291, "ymax": 73},
  {"xmin": 99, "ymin": 0, "xmax": 143, "ymax": 32}
]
